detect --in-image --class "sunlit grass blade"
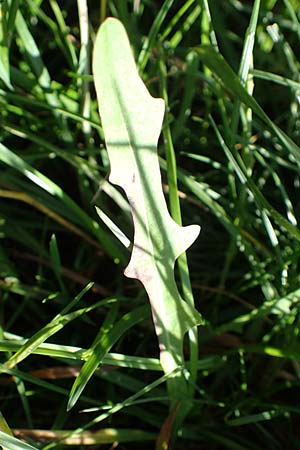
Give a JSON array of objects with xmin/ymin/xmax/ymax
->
[
  {"xmin": 0, "ymin": 142, "xmax": 125, "ymax": 261},
  {"xmin": 0, "ymin": 3, "xmax": 12, "ymax": 88},
  {"xmin": 48, "ymin": 0, "xmax": 78, "ymax": 69},
  {"xmin": 172, "ymin": 50, "xmax": 199, "ymax": 143},
  {"xmin": 137, "ymin": 0, "xmax": 175, "ymax": 73},
  {"xmin": 0, "ymin": 336, "xmax": 163, "ymax": 369},
  {"xmin": 67, "ymin": 305, "xmax": 150, "ymax": 411},
  {"xmin": 0, "ymin": 430, "xmax": 38, "ymax": 450},
  {"xmin": 67, "ymin": 369, "xmax": 181, "ymax": 443},
  {"xmin": 95, "ymin": 206, "xmax": 131, "ymax": 248},
  {"xmin": 159, "ymin": 55, "xmax": 200, "ymax": 395},
  {"xmin": 1, "ymin": 335, "xmax": 225, "ymax": 370},
  {"xmin": 0, "ymin": 364, "xmax": 100, "ymax": 405},
  {"xmin": 226, "ymin": 409, "xmax": 289, "ymax": 426},
  {"xmin": 238, "ymin": 0, "xmax": 260, "ymax": 85},
  {"xmin": 0, "ymin": 411, "xmax": 13, "ymax": 450},
  {"xmin": 1, "ymin": 89, "xmax": 102, "ymax": 130},
  {"xmin": 77, "ymin": 0, "xmax": 91, "ymax": 139},
  {"xmin": 168, "ymin": 3, "xmax": 201, "ymax": 49},
  {"xmin": 160, "ymin": 158, "xmax": 266, "ymax": 259},
  {"xmin": 210, "ymin": 117, "xmax": 300, "ymax": 242},
  {"xmin": 252, "ymin": 68, "xmax": 300, "ymax": 89},
  {"xmin": 283, "ymin": 0, "xmax": 300, "ymax": 44},
  {"xmin": 231, "ymin": 0, "xmax": 260, "ymax": 139},
  {"xmin": 0, "ymin": 412, "xmax": 12, "ymax": 437},
  {"xmin": 15, "ymin": 10, "xmax": 60, "ymax": 108},
  {"xmin": 195, "ymin": 44, "xmax": 300, "ymax": 164},
  {"xmin": 4, "ymin": 285, "xmax": 115, "ymax": 369},
  {"xmin": 215, "ymin": 287, "xmax": 300, "ymax": 334},
  {"xmin": 254, "ymin": 150, "xmax": 297, "ymax": 226},
  {"xmin": 159, "ymin": 0, "xmax": 196, "ymax": 42},
  {"xmin": 49, "ymin": 234, "xmax": 68, "ymax": 298}
]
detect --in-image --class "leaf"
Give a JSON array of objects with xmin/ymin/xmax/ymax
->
[
  {"xmin": 4, "ymin": 284, "xmax": 112, "ymax": 369},
  {"xmin": 67, "ymin": 305, "xmax": 149, "ymax": 411},
  {"xmin": 93, "ymin": 18, "xmax": 202, "ymax": 407},
  {"xmin": 0, "ymin": 430, "xmax": 38, "ymax": 450},
  {"xmin": 0, "ymin": 412, "xmax": 13, "ymax": 437},
  {"xmin": 0, "ymin": 142, "xmax": 124, "ymax": 260},
  {"xmin": 195, "ymin": 45, "xmax": 300, "ymax": 166}
]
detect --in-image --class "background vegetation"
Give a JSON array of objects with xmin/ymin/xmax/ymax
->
[{"xmin": 1, "ymin": 0, "xmax": 300, "ymax": 449}]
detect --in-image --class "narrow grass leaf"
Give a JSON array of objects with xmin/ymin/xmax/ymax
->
[
  {"xmin": 283, "ymin": 0, "xmax": 300, "ymax": 44},
  {"xmin": 48, "ymin": 0, "xmax": 77, "ymax": 69},
  {"xmin": 15, "ymin": 10, "xmax": 60, "ymax": 109},
  {"xmin": 230, "ymin": 0, "xmax": 260, "ymax": 139},
  {"xmin": 0, "ymin": 412, "xmax": 13, "ymax": 437},
  {"xmin": 254, "ymin": 150, "xmax": 297, "ymax": 225},
  {"xmin": 0, "ymin": 364, "xmax": 100, "ymax": 405},
  {"xmin": 0, "ymin": 142, "xmax": 124, "ymax": 260},
  {"xmin": 240, "ymin": 344, "xmax": 300, "ymax": 359},
  {"xmin": 95, "ymin": 206, "xmax": 131, "ymax": 248},
  {"xmin": 0, "ymin": 2, "xmax": 13, "ymax": 88},
  {"xmin": 173, "ymin": 50, "xmax": 199, "ymax": 143},
  {"xmin": 1, "ymin": 336, "xmax": 225, "ymax": 371},
  {"xmin": 252, "ymin": 69, "xmax": 300, "ymax": 90},
  {"xmin": 195, "ymin": 45, "xmax": 300, "ymax": 165},
  {"xmin": 210, "ymin": 117, "xmax": 300, "ymax": 242},
  {"xmin": 227, "ymin": 409, "xmax": 288, "ymax": 426},
  {"xmin": 238, "ymin": 0, "xmax": 260, "ymax": 85},
  {"xmin": 67, "ymin": 305, "xmax": 149, "ymax": 411},
  {"xmin": 49, "ymin": 234, "xmax": 67, "ymax": 296},
  {"xmin": 0, "ymin": 430, "xmax": 38, "ymax": 450},
  {"xmin": 216, "ymin": 288, "xmax": 300, "ymax": 335},
  {"xmin": 160, "ymin": 0, "xmax": 196, "ymax": 42},
  {"xmin": 162, "ymin": 159, "xmax": 267, "ymax": 258},
  {"xmin": 159, "ymin": 54, "xmax": 200, "ymax": 394},
  {"xmin": 67, "ymin": 369, "xmax": 181, "ymax": 441},
  {"xmin": 4, "ymin": 285, "xmax": 111, "ymax": 369},
  {"xmin": 137, "ymin": 0, "xmax": 175, "ymax": 73},
  {"xmin": 1, "ymin": 90, "xmax": 102, "ymax": 130},
  {"xmin": 168, "ymin": 4, "xmax": 201, "ymax": 48}
]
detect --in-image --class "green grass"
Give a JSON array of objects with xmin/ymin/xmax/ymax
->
[{"xmin": 1, "ymin": 0, "xmax": 300, "ymax": 449}]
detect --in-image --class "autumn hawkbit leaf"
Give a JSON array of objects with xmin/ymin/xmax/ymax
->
[{"xmin": 93, "ymin": 17, "xmax": 202, "ymax": 406}]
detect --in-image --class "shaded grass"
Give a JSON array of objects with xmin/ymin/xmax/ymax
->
[{"xmin": 0, "ymin": 0, "xmax": 300, "ymax": 449}]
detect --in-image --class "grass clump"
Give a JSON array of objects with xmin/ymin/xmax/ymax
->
[{"xmin": 1, "ymin": 1, "xmax": 300, "ymax": 449}]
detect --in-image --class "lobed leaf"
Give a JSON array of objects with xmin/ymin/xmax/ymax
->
[{"xmin": 93, "ymin": 18, "xmax": 202, "ymax": 407}]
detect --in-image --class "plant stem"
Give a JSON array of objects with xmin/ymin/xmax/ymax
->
[{"xmin": 158, "ymin": 54, "xmax": 200, "ymax": 395}]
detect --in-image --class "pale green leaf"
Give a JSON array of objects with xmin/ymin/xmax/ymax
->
[{"xmin": 93, "ymin": 18, "xmax": 202, "ymax": 406}]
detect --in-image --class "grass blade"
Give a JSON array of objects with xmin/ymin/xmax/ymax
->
[
  {"xmin": 67, "ymin": 305, "xmax": 149, "ymax": 410},
  {"xmin": 0, "ymin": 430, "xmax": 38, "ymax": 450},
  {"xmin": 159, "ymin": 54, "xmax": 200, "ymax": 394},
  {"xmin": 137, "ymin": 0, "xmax": 175, "ymax": 73},
  {"xmin": 195, "ymin": 44, "xmax": 300, "ymax": 164},
  {"xmin": 4, "ymin": 285, "xmax": 113, "ymax": 369},
  {"xmin": 0, "ymin": 142, "xmax": 125, "ymax": 260}
]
